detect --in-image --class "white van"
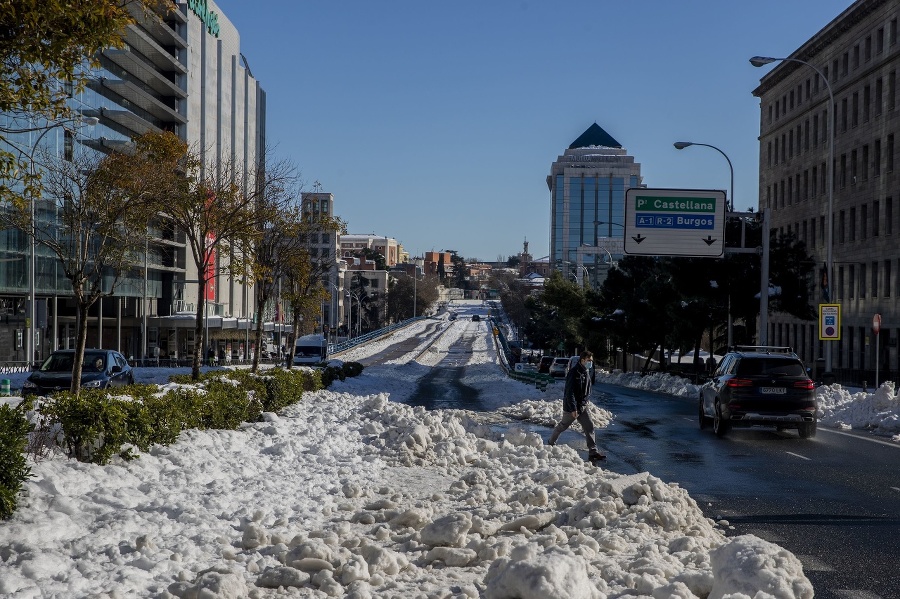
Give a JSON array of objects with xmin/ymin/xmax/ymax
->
[{"xmin": 293, "ymin": 334, "xmax": 328, "ymax": 365}]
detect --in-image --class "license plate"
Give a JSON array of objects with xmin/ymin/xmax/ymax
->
[{"xmin": 760, "ymin": 387, "xmax": 786, "ymax": 394}]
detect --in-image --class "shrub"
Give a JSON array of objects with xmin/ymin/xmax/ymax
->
[
  {"xmin": 342, "ymin": 362, "xmax": 364, "ymax": 378},
  {"xmin": 197, "ymin": 379, "xmax": 257, "ymax": 429},
  {"xmin": 39, "ymin": 389, "xmax": 135, "ymax": 464},
  {"xmin": 0, "ymin": 404, "xmax": 32, "ymax": 520}
]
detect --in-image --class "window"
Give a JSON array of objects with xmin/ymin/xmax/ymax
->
[
  {"xmin": 877, "ymin": 27, "xmax": 884, "ymax": 54},
  {"xmin": 887, "ymin": 197, "xmax": 893, "ymax": 235},
  {"xmin": 813, "ymin": 114, "xmax": 819, "ymax": 147},
  {"xmin": 789, "ymin": 130, "xmax": 794, "ymax": 158},
  {"xmin": 852, "ymin": 92, "xmax": 859, "ymax": 128},
  {"xmin": 874, "ymin": 200, "xmax": 880, "ymax": 236},
  {"xmin": 872, "ymin": 262, "xmax": 878, "ymax": 298},
  {"xmin": 859, "ymin": 264, "xmax": 866, "ymax": 299},
  {"xmin": 889, "ymin": 134, "xmax": 895, "ymax": 172},
  {"xmin": 63, "ymin": 130, "xmax": 74, "ymax": 162},
  {"xmin": 769, "ymin": 104, "xmax": 773, "ymax": 123},
  {"xmin": 812, "ymin": 166, "xmax": 818, "ymax": 196},
  {"xmin": 804, "ymin": 170, "xmax": 809, "ymax": 200},
  {"xmin": 842, "ymin": 52, "xmax": 849, "ymax": 76},
  {"xmin": 321, "ymin": 233, "xmax": 330, "ymax": 244},
  {"xmin": 767, "ymin": 141, "xmax": 772, "ymax": 166},
  {"xmin": 810, "ymin": 217, "xmax": 817, "ymax": 248},
  {"xmin": 841, "ymin": 153, "xmax": 847, "ymax": 187},
  {"xmin": 891, "ymin": 71, "xmax": 897, "ymax": 110},
  {"xmin": 796, "ymin": 125, "xmax": 801, "ymax": 155},
  {"xmin": 875, "ymin": 139, "xmax": 882, "ymax": 176},
  {"xmin": 892, "ymin": 18, "xmax": 898, "ymax": 45},
  {"xmin": 842, "ymin": 97, "xmax": 848, "ymax": 131},
  {"xmin": 865, "ymin": 36, "xmax": 872, "ymax": 61},
  {"xmin": 790, "ymin": 90, "xmax": 795, "ymax": 110},
  {"xmin": 838, "ymin": 267, "xmax": 845, "ymax": 300},
  {"xmin": 849, "ymin": 265, "xmax": 856, "ymax": 299},
  {"xmin": 862, "ymin": 145, "xmax": 869, "ymax": 180},
  {"xmin": 804, "ymin": 119, "xmax": 810, "ymax": 151},
  {"xmin": 774, "ymin": 139, "xmax": 779, "ymax": 164},
  {"xmin": 876, "ymin": 78, "xmax": 883, "ymax": 115},
  {"xmin": 864, "ymin": 85, "xmax": 871, "ymax": 122},
  {"xmin": 862, "ymin": 204, "xmax": 868, "ymax": 240},
  {"xmin": 806, "ymin": 78, "xmax": 811, "ymax": 100},
  {"xmin": 839, "ymin": 210, "xmax": 846, "ymax": 243},
  {"xmin": 886, "ymin": 260, "xmax": 892, "ymax": 298},
  {"xmin": 849, "ymin": 207, "xmax": 856, "ymax": 242}
]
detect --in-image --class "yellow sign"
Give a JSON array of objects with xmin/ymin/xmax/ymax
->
[{"xmin": 818, "ymin": 304, "xmax": 841, "ymax": 340}]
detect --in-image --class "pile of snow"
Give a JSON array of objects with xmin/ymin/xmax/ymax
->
[
  {"xmin": 598, "ymin": 370, "xmax": 701, "ymax": 398},
  {"xmin": 817, "ymin": 381, "xmax": 900, "ymax": 438},
  {"xmin": 0, "ymin": 388, "xmax": 813, "ymax": 598},
  {"xmin": 500, "ymin": 399, "xmax": 614, "ymax": 430}
]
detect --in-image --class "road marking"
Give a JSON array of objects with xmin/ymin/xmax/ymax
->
[
  {"xmin": 795, "ymin": 554, "xmax": 834, "ymax": 572},
  {"xmin": 785, "ymin": 451, "xmax": 811, "ymax": 461},
  {"xmin": 819, "ymin": 427, "xmax": 900, "ymax": 449},
  {"xmin": 834, "ymin": 590, "xmax": 883, "ymax": 599}
]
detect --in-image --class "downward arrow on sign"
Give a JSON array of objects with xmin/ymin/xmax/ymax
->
[
  {"xmin": 632, "ymin": 234, "xmax": 646, "ymax": 244},
  {"xmin": 702, "ymin": 236, "xmax": 716, "ymax": 246}
]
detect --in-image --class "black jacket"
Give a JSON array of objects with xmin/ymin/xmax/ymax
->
[{"xmin": 563, "ymin": 362, "xmax": 591, "ymax": 413}]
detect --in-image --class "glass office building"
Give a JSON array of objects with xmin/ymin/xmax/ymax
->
[
  {"xmin": 547, "ymin": 123, "xmax": 642, "ymax": 287},
  {"xmin": 0, "ymin": 0, "xmax": 264, "ymax": 364}
]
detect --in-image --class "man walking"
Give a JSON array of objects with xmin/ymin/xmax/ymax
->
[{"xmin": 547, "ymin": 350, "xmax": 605, "ymax": 460}]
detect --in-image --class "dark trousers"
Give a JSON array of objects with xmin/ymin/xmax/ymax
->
[{"xmin": 548, "ymin": 409, "xmax": 596, "ymax": 451}]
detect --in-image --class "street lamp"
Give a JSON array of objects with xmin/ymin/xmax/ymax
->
[
  {"xmin": 26, "ymin": 115, "xmax": 99, "ymax": 367},
  {"xmin": 674, "ymin": 140, "xmax": 735, "ymax": 348},
  {"xmin": 328, "ymin": 282, "xmax": 340, "ymax": 343},
  {"xmin": 345, "ymin": 291, "xmax": 360, "ymax": 339},
  {"xmin": 673, "ymin": 142, "xmax": 734, "ymax": 212},
  {"xmin": 751, "ymin": 55, "xmax": 834, "ymax": 377}
]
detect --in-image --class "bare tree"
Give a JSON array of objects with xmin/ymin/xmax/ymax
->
[{"xmin": 0, "ymin": 144, "xmax": 156, "ymax": 392}]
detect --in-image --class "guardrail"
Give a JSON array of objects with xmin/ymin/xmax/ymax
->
[{"xmin": 328, "ymin": 316, "xmax": 428, "ymax": 356}]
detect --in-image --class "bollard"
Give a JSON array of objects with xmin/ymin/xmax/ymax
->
[{"xmin": 1, "ymin": 378, "xmax": 10, "ymax": 396}]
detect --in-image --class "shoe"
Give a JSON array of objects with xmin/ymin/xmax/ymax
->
[
  {"xmin": 588, "ymin": 450, "xmax": 606, "ymax": 460},
  {"xmin": 547, "ymin": 441, "xmax": 556, "ymax": 447}
]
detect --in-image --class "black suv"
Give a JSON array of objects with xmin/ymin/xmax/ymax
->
[{"xmin": 699, "ymin": 346, "xmax": 817, "ymax": 438}]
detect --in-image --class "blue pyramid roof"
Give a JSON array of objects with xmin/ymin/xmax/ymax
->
[{"xmin": 569, "ymin": 122, "xmax": 622, "ymax": 149}]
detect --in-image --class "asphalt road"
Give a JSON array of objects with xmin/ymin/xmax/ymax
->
[
  {"xmin": 350, "ymin": 322, "xmax": 900, "ymax": 598},
  {"xmin": 590, "ymin": 383, "xmax": 900, "ymax": 599}
]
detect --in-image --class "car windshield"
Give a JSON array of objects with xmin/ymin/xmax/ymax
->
[
  {"xmin": 737, "ymin": 358, "xmax": 805, "ymax": 377},
  {"xmin": 40, "ymin": 354, "xmax": 74, "ymax": 372},
  {"xmin": 41, "ymin": 353, "xmax": 106, "ymax": 372}
]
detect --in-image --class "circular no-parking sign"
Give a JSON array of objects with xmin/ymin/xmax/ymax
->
[{"xmin": 873, "ymin": 313, "xmax": 882, "ymax": 335}]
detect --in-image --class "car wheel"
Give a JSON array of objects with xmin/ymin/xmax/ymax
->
[
  {"xmin": 713, "ymin": 400, "xmax": 730, "ymax": 438},
  {"xmin": 698, "ymin": 399, "xmax": 709, "ymax": 430},
  {"xmin": 798, "ymin": 420, "xmax": 817, "ymax": 439}
]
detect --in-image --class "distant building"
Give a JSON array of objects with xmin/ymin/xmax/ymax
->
[
  {"xmin": 339, "ymin": 234, "xmax": 401, "ymax": 267},
  {"xmin": 547, "ymin": 123, "xmax": 642, "ymax": 288},
  {"xmin": 752, "ymin": 0, "xmax": 900, "ymax": 382}
]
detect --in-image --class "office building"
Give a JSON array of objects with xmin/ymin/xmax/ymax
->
[
  {"xmin": 0, "ymin": 0, "xmax": 264, "ymax": 363},
  {"xmin": 752, "ymin": 0, "xmax": 900, "ymax": 383},
  {"xmin": 547, "ymin": 123, "xmax": 641, "ymax": 287}
]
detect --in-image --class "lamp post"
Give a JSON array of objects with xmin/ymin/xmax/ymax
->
[
  {"xmin": 345, "ymin": 291, "xmax": 360, "ymax": 339},
  {"xmin": 329, "ymin": 282, "xmax": 340, "ymax": 343},
  {"xmin": 751, "ymin": 55, "xmax": 834, "ymax": 376},
  {"xmin": 673, "ymin": 140, "xmax": 735, "ymax": 348},
  {"xmin": 25, "ymin": 115, "xmax": 99, "ymax": 368}
]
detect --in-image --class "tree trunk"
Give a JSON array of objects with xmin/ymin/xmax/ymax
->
[
  {"xmin": 286, "ymin": 313, "xmax": 302, "ymax": 369},
  {"xmin": 251, "ymin": 285, "xmax": 270, "ymax": 374},
  {"xmin": 70, "ymin": 300, "xmax": 91, "ymax": 394},
  {"xmin": 192, "ymin": 278, "xmax": 205, "ymax": 380}
]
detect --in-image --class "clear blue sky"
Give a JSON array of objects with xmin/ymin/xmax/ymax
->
[{"xmin": 213, "ymin": 0, "xmax": 851, "ymax": 262}]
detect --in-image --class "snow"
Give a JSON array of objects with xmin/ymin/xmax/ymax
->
[{"xmin": 0, "ymin": 299, "xmax": 890, "ymax": 597}]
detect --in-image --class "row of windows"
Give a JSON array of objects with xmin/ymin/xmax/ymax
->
[
  {"xmin": 769, "ymin": 322, "xmax": 890, "ymax": 372},
  {"xmin": 833, "ymin": 258, "xmax": 899, "ymax": 301},
  {"xmin": 778, "ymin": 197, "xmax": 894, "ymax": 249},
  {"xmin": 767, "ymin": 14, "xmax": 900, "ymax": 125},
  {"xmin": 767, "ymin": 133, "xmax": 897, "ymax": 209}
]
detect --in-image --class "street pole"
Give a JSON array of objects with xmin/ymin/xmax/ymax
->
[
  {"xmin": 751, "ymin": 56, "xmax": 834, "ymax": 377},
  {"xmin": 674, "ymin": 141, "xmax": 734, "ymax": 349}
]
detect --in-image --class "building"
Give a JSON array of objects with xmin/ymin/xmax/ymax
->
[
  {"xmin": 547, "ymin": 123, "xmax": 642, "ymax": 288},
  {"xmin": 339, "ymin": 234, "xmax": 401, "ymax": 267},
  {"xmin": 0, "ymin": 0, "xmax": 264, "ymax": 364},
  {"xmin": 301, "ymin": 191, "xmax": 345, "ymax": 338},
  {"xmin": 752, "ymin": 0, "xmax": 900, "ymax": 383}
]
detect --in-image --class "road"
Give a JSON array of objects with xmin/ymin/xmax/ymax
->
[
  {"xmin": 591, "ymin": 383, "xmax": 900, "ymax": 599},
  {"xmin": 348, "ymin": 318, "xmax": 900, "ymax": 598}
]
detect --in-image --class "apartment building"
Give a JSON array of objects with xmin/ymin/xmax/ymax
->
[{"xmin": 753, "ymin": 0, "xmax": 900, "ymax": 383}]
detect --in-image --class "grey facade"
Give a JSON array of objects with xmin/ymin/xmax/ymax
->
[{"xmin": 753, "ymin": 0, "xmax": 900, "ymax": 384}]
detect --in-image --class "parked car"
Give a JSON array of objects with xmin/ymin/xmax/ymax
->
[
  {"xmin": 472, "ymin": 314, "xmax": 481, "ymax": 322},
  {"xmin": 22, "ymin": 349, "xmax": 136, "ymax": 396},
  {"xmin": 549, "ymin": 357, "xmax": 570, "ymax": 378},
  {"xmin": 538, "ymin": 355, "xmax": 555, "ymax": 374},
  {"xmin": 698, "ymin": 346, "xmax": 817, "ymax": 438}
]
